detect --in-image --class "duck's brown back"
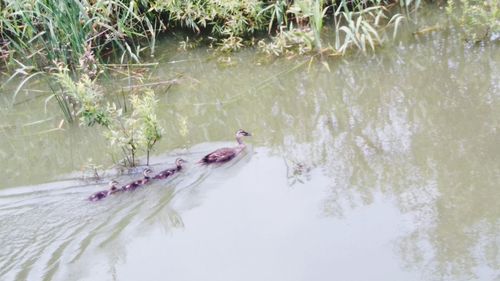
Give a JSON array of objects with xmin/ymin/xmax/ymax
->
[{"xmin": 200, "ymin": 147, "xmax": 237, "ymax": 164}]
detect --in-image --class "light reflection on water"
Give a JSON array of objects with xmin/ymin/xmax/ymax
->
[
  {"xmin": 0, "ymin": 16, "xmax": 499, "ymax": 281},
  {"xmin": 113, "ymin": 152, "xmax": 419, "ymax": 281}
]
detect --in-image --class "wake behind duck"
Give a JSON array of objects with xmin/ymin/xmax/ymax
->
[{"xmin": 86, "ymin": 128, "xmax": 252, "ymax": 202}]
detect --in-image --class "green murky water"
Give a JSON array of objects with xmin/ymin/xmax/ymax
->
[{"xmin": 0, "ymin": 13, "xmax": 499, "ymax": 281}]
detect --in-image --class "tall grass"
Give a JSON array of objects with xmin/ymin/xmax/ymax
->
[
  {"xmin": 0, "ymin": 0, "xmax": 421, "ymax": 69},
  {"xmin": 0, "ymin": 0, "xmax": 276, "ymax": 69},
  {"xmin": 288, "ymin": 0, "xmax": 328, "ymax": 50},
  {"xmin": 0, "ymin": 0, "xmax": 158, "ymax": 70},
  {"xmin": 259, "ymin": 0, "xmax": 408, "ymax": 56}
]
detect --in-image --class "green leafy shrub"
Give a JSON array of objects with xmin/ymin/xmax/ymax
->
[
  {"xmin": 151, "ymin": 0, "xmax": 267, "ymax": 37},
  {"xmin": 51, "ymin": 67, "xmax": 163, "ymax": 167},
  {"xmin": 130, "ymin": 89, "xmax": 163, "ymax": 166},
  {"xmin": 51, "ymin": 68, "xmax": 110, "ymax": 127},
  {"xmin": 103, "ymin": 90, "xmax": 164, "ymax": 167},
  {"xmin": 104, "ymin": 102, "xmax": 141, "ymax": 167}
]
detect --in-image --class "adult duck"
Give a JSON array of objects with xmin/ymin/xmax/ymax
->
[
  {"xmin": 199, "ymin": 129, "xmax": 251, "ymax": 165},
  {"xmin": 122, "ymin": 168, "xmax": 153, "ymax": 192},
  {"xmin": 153, "ymin": 158, "xmax": 186, "ymax": 180},
  {"xmin": 88, "ymin": 180, "xmax": 120, "ymax": 202}
]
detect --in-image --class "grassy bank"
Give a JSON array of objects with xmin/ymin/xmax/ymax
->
[
  {"xmin": 1, "ymin": 0, "xmax": 498, "ymax": 72},
  {"xmin": 0, "ymin": 0, "xmax": 158, "ymax": 70},
  {"xmin": 0, "ymin": 0, "xmax": 416, "ymax": 71}
]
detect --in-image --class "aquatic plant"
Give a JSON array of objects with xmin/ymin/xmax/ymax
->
[
  {"xmin": 48, "ymin": 65, "xmax": 163, "ymax": 167},
  {"xmin": 288, "ymin": 0, "xmax": 327, "ymax": 49},
  {"xmin": 259, "ymin": 0, "xmax": 406, "ymax": 56},
  {"xmin": 259, "ymin": 0, "xmax": 290, "ymax": 33},
  {"xmin": 50, "ymin": 68, "xmax": 110, "ymax": 127},
  {"xmin": 129, "ymin": 89, "xmax": 163, "ymax": 166},
  {"xmin": 335, "ymin": 6, "xmax": 385, "ymax": 54},
  {"xmin": 81, "ymin": 158, "xmax": 105, "ymax": 180},
  {"xmin": 104, "ymin": 102, "xmax": 140, "ymax": 167},
  {"xmin": 258, "ymin": 28, "xmax": 315, "ymax": 55},
  {"xmin": 446, "ymin": 0, "xmax": 500, "ymax": 42},
  {"xmin": 102, "ymin": 88, "xmax": 163, "ymax": 167},
  {"xmin": 257, "ymin": 0, "xmax": 327, "ymax": 55},
  {"xmin": 151, "ymin": 0, "xmax": 267, "ymax": 37}
]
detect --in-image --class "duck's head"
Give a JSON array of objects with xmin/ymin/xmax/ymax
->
[
  {"xmin": 175, "ymin": 158, "xmax": 187, "ymax": 167},
  {"xmin": 108, "ymin": 180, "xmax": 120, "ymax": 194},
  {"xmin": 143, "ymin": 168, "xmax": 153, "ymax": 178},
  {"xmin": 236, "ymin": 129, "xmax": 252, "ymax": 137}
]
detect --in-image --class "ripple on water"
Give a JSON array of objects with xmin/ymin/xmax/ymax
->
[{"xmin": 0, "ymin": 145, "xmax": 251, "ymax": 281}]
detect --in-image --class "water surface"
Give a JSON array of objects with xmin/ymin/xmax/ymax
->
[{"xmin": 0, "ymin": 12, "xmax": 499, "ymax": 281}]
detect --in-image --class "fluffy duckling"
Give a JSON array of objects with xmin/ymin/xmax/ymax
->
[
  {"xmin": 88, "ymin": 180, "xmax": 120, "ymax": 202},
  {"xmin": 199, "ymin": 129, "xmax": 251, "ymax": 165},
  {"xmin": 153, "ymin": 158, "xmax": 186, "ymax": 180},
  {"xmin": 122, "ymin": 168, "xmax": 153, "ymax": 192}
]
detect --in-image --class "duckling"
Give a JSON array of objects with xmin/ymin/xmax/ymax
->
[
  {"xmin": 122, "ymin": 168, "xmax": 153, "ymax": 192},
  {"xmin": 153, "ymin": 158, "xmax": 186, "ymax": 180},
  {"xmin": 88, "ymin": 180, "xmax": 120, "ymax": 202},
  {"xmin": 199, "ymin": 129, "xmax": 252, "ymax": 165},
  {"xmin": 108, "ymin": 182, "xmax": 121, "ymax": 195}
]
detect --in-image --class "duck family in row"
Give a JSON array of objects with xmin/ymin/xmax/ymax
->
[{"xmin": 88, "ymin": 129, "xmax": 252, "ymax": 202}]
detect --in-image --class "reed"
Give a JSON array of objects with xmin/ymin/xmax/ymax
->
[
  {"xmin": 0, "ymin": 0, "xmax": 158, "ymax": 70},
  {"xmin": 259, "ymin": 0, "xmax": 290, "ymax": 33},
  {"xmin": 259, "ymin": 0, "xmax": 407, "ymax": 56},
  {"xmin": 287, "ymin": 0, "xmax": 328, "ymax": 50},
  {"xmin": 0, "ymin": 0, "xmax": 419, "ymax": 69}
]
